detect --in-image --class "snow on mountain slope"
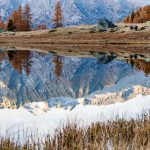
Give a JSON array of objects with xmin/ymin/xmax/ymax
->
[{"xmin": 0, "ymin": 0, "xmax": 148, "ymax": 26}]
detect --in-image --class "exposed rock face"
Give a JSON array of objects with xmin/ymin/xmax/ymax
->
[
  {"xmin": 124, "ymin": 5, "xmax": 150, "ymax": 23},
  {"xmin": 0, "ymin": 96, "xmax": 16, "ymax": 109}
]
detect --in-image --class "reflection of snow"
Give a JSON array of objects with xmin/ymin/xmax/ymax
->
[
  {"xmin": 24, "ymin": 102, "xmax": 49, "ymax": 115},
  {"xmin": 80, "ymin": 85, "xmax": 150, "ymax": 105},
  {"xmin": 0, "ymin": 80, "xmax": 6, "ymax": 89}
]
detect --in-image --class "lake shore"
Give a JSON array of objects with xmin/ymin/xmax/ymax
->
[{"xmin": 0, "ymin": 23, "xmax": 150, "ymax": 45}]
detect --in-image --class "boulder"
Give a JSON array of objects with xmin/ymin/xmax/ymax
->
[{"xmin": 96, "ymin": 18, "xmax": 117, "ymax": 32}]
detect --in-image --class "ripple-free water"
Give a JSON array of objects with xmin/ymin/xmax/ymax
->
[{"xmin": 0, "ymin": 49, "xmax": 149, "ymax": 105}]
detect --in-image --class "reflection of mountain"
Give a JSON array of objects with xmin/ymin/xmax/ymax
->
[
  {"xmin": 0, "ymin": 50, "xmax": 149, "ymax": 105},
  {"xmin": 127, "ymin": 59, "xmax": 150, "ymax": 75}
]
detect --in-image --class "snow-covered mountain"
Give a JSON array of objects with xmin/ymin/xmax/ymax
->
[{"xmin": 0, "ymin": 0, "xmax": 150, "ymax": 27}]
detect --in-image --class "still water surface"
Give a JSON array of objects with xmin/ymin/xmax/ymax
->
[{"xmin": 0, "ymin": 49, "xmax": 149, "ymax": 104}]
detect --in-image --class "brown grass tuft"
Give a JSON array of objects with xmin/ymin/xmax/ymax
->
[{"xmin": 0, "ymin": 117, "xmax": 150, "ymax": 150}]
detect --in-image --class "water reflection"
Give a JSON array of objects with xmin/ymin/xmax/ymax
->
[
  {"xmin": 0, "ymin": 49, "xmax": 149, "ymax": 104},
  {"xmin": 126, "ymin": 59, "xmax": 150, "ymax": 75},
  {"xmin": 96, "ymin": 52, "xmax": 117, "ymax": 64},
  {"xmin": 7, "ymin": 50, "xmax": 32, "ymax": 75},
  {"xmin": 3, "ymin": 50, "xmax": 150, "ymax": 76},
  {"xmin": 53, "ymin": 56, "xmax": 63, "ymax": 78}
]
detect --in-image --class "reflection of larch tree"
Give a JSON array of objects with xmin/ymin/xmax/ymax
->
[
  {"xmin": 21, "ymin": 51, "xmax": 32, "ymax": 75},
  {"xmin": 53, "ymin": 56, "xmax": 63, "ymax": 78},
  {"xmin": 127, "ymin": 59, "xmax": 150, "ymax": 75},
  {"xmin": 7, "ymin": 50, "xmax": 32, "ymax": 75}
]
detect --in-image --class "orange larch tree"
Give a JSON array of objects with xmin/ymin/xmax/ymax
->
[
  {"xmin": 23, "ymin": 4, "xmax": 32, "ymax": 31},
  {"xmin": 53, "ymin": 1, "xmax": 63, "ymax": 28},
  {"xmin": 12, "ymin": 10, "xmax": 18, "ymax": 30},
  {"xmin": 0, "ymin": 14, "xmax": 5, "ymax": 30},
  {"xmin": 17, "ymin": 5, "xmax": 24, "ymax": 31}
]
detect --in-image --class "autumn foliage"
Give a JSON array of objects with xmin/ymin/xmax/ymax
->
[
  {"xmin": 53, "ymin": 1, "xmax": 63, "ymax": 28},
  {"xmin": 124, "ymin": 5, "xmax": 150, "ymax": 23},
  {"xmin": 7, "ymin": 50, "xmax": 32, "ymax": 75},
  {"xmin": 0, "ymin": 2, "xmax": 65, "ymax": 32},
  {"xmin": 0, "ymin": 15, "xmax": 5, "ymax": 30},
  {"xmin": 23, "ymin": 4, "xmax": 32, "ymax": 31},
  {"xmin": 0, "ymin": 21, "xmax": 5, "ymax": 30},
  {"xmin": 53, "ymin": 55, "xmax": 63, "ymax": 78},
  {"xmin": 127, "ymin": 59, "xmax": 150, "ymax": 75},
  {"xmin": 7, "ymin": 4, "xmax": 32, "ymax": 31}
]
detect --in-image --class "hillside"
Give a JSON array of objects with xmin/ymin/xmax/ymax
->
[
  {"xmin": 124, "ymin": 5, "xmax": 150, "ymax": 23},
  {"xmin": 0, "ymin": 0, "xmax": 146, "ymax": 27}
]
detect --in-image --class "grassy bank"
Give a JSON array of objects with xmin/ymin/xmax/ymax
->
[
  {"xmin": 0, "ymin": 117, "xmax": 150, "ymax": 150},
  {"xmin": 1, "ymin": 24, "xmax": 150, "ymax": 46}
]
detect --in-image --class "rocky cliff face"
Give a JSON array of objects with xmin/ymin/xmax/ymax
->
[{"xmin": 124, "ymin": 5, "xmax": 150, "ymax": 23}]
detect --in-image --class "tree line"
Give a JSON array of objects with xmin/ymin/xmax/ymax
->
[
  {"xmin": 0, "ymin": 50, "xmax": 63, "ymax": 78},
  {"xmin": 0, "ymin": 1, "xmax": 63, "ymax": 32},
  {"xmin": 124, "ymin": 5, "xmax": 150, "ymax": 23}
]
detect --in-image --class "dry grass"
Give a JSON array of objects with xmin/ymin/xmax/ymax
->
[
  {"xmin": 1, "ymin": 23, "xmax": 150, "ymax": 46},
  {"xmin": 0, "ymin": 117, "xmax": 150, "ymax": 150}
]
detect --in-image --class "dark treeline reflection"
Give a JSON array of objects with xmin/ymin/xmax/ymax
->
[
  {"xmin": 0, "ymin": 50, "xmax": 64, "ymax": 78},
  {"xmin": 7, "ymin": 51, "xmax": 63, "ymax": 78},
  {"xmin": 7, "ymin": 50, "xmax": 32, "ymax": 75},
  {"xmin": 53, "ymin": 56, "xmax": 63, "ymax": 78},
  {"xmin": 0, "ymin": 50, "xmax": 149, "ymax": 76}
]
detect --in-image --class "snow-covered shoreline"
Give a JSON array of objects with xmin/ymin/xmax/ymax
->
[{"xmin": 0, "ymin": 94, "xmax": 150, "ymax": 142}]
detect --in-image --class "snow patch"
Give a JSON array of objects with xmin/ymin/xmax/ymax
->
[
  {"xmin": 0, "ymin": 94, "xmax": 150, "ymax": 142},
  {"xmin": 24, "ymin": 102, "xmax": 49, "ymax": 115},
  {"xmin": 82, "ymin": 85, "xmax": 150, "ymax": 105},
  {"xmin": 0, "ymin": 81, "xmax": 6, "ymax": 89},
  {"xmin": 48, "ymin": 97, "xmax": 79, "ymax": 110}
]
